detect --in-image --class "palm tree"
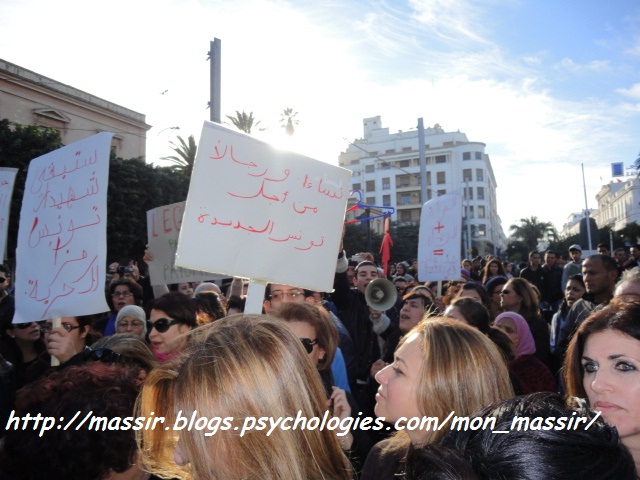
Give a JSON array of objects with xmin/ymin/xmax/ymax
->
[
  {"xmin": 509, "ymin": 216, "xmax": 557, "ymax": 252},
  {"xmin": 161, "ymin": 135, "xmax": 197, "ymax": 177},
  {"xmin": 618, "ymin": 221, "xmax": 640, "ymax": 245},
  {"xmin": 225, "ymin": 110, "xmax": 261, "ymax": 134},
  {"xmin": 280, "ymin": 107, "xmax": 299, "ymax": 136}
]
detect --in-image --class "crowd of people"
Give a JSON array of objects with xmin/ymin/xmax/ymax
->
[{"xmin": 0, "ymin": 239, "xmax": 639, "ymax": 479}]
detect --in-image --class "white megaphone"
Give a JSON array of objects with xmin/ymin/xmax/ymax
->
[{"xmin": 365, "ymin": 278, "xmax": 398, "ymax": 312}]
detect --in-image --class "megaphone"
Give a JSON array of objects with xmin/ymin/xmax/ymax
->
[{"xmin": 365, "ymin": 278, "xmax": 398, "ymax": 312}]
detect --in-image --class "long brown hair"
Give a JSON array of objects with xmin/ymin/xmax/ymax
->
[{"xmin": 137, "ymin": 315, "xmax": 352, "ymax": 480}]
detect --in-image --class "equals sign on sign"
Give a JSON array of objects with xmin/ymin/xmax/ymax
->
[{"xmin": 433, "ymin": 250, "xmax": 444, "ymax": 256}]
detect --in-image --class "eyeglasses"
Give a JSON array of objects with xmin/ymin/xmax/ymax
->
[
  {"xmin": 300, "ymin": 338, "xmax": 318, "ymax": 354},
  {"xmin": 147, "ymin": 318, "xmax": 180, "ymax": 333},
  {"xmin": 81, "ymin": 347, "xmax": 128, "ymax": 364},
  {"xmin": 41, "ymin": 323, "xmax": 81, "ymax": 333},
  {"xmin": 14, "ymin": 322, "xmax": 39, "ymax": 330},
  {"xmin": 112, "ymin": 292, "xmax": 133, "ymax": 298},
  {"xmin": 269, "ymin": 291, "xmax": 303, "ymax": 301},
  {"xmin": 117, "ymin": 320, "xmax": 144, "ymax": 329}
]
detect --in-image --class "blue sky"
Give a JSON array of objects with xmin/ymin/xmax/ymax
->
[{"xmin": 1, "ymin": 0, "xmax": 639, "ymax": 235}]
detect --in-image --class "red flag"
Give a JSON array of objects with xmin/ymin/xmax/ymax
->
[{"xmin": 380, "ymin": 216, "xmax": 393, "ymax": 276}]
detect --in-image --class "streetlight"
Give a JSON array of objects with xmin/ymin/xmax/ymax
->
[{"xmin": 157, "ymin": 126, "xmax": 180, "ymax": 136}]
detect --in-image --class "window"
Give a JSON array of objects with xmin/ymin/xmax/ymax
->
[
  {"xmin": 396, "ymin": 174, "xmax": 410, "ymax": 187},
  {"xmin": 435, "ymin": 155, "xmax": 447, "ymax": 164},
  {"xmin": 398, "ymin": 160, "xmax": 410, "ymax": 168},
  {"xmin": 385, "ymin": 149, "xmax": 395, "ymax": 154},
  {"xmin": 463, "ymin": 169, "xmax": 472, "ymax": 182},
  {"xmin": 400, "ymin": 210, "xmax": 413, "ymax": 222},
  {"xmin": 366, "ymin": 197, "xmax": 376, "ymax": 205},
  {"xmin": 400, "ymin": 193, "xmax": 411, "ymax": 205},
  {"xmin": 426, "ymin": 171, "xmax": 431, "ymax": 186},
  {"xmin": 402, "ymin": 147, "xmax": 412, "ymax": 152},
  {"xmin": 365, "ymin": 164, "xmax": 375, "ymax": 173},
  {"xmin": 476, "ymin": 169, "xmax": 483, "ymax": 181},
  {"xmin": 382, "ymin": 178, "xmax": 390, "ymax": 190},
  {"xmin": 475, "ymin": 152, "xmax": 482, "ymax": 160},
  {"xmin": 477, "ymin": 187, "xmax": 485, "ymax": 200},
  {"xmin": 350, "ymin": 159, "xmax": 360, "ymax": 165},
  {"xmin": 365, "ymin": 180, "xmax": 375, "ymax": 192},
  {"xmin": 478, "ymin": 224, "xmax": 486, "ymax": 237},
  {"xmin": 466, "ymin": 187, "xmax": 473, "ymax": 200},
  {"xmin": 383, "ymin": 195, "xmax": 391, "ymax": 206},
  {"xmin": 437, "ymin": 171, "xmax": 446, "ymax": 184},
  {"xmin": 437, "ymin": 189, "xmax": 446, "ymax": 196},
  {"xmin": 478, "ymin": 205, "xmax": 485, "ymax": 218},
  {"xmin": 467, "ymin": 206, "xmax": 474, "ymax": 219},
  {"xmin": 463, "ymin": 152, "xmax": 471, "ymax": 160},
  {"xmin": 353, "ymin": 183, "xmax": 361, "ymax": 191}
]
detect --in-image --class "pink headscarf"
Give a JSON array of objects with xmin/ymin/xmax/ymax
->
[{"xmin": 494, "ymin": 311, "xmax": 536, "ymax": 357}]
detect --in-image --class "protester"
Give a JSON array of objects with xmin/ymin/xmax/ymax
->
[
  {"xmin": 480, "ymin": 258, "xmax": 507, "ymax": 286},
  {"xmin": 404, "ymin": 393, "xmax": 636, "ymax": 480},
  {"xmin": 499, "ymin": 277, "xmax": 552, "ymax": 369},
  {"xmin": 137, "ymin": 314, "xmax": 352, "ymax": 479},
  {"xmin": 494, "ymin": 311, "xmax": 557, "ymax": 394},
  {"xmin": 550, "ymin": 273, "xmax": 586, "ymax": 364},
  {"xmin": 146, "ymin": 292, "xmax": 197, "ymax": 362},
  {"xmin": 361, "ymin": 318, "xmax": 513, "ymax": 479},
  {"xmin": 564, "ymin": 300, "xmax": 640, "ymax": 473},
  {"xmin": 0, "ymin": 362, "xmax": 147, "ymax": 480},
  {"xmin": 100, "ymin": 279, "xmax": 144, "ymax": 336},
  {"xmin": 114, "ymin": 305, "xmax": 147, "ymax": 340}
]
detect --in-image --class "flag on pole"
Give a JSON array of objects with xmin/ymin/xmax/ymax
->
[{"xmin": 380, "ymin": 216, "xmax": 393, "ymax": 276}]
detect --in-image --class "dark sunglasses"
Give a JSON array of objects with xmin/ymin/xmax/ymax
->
[
  {"xmin": 147, "ymin": 317, "xmax": 180, "ymax": 333},
  {"xmin": 300, "ymin": 338, "xmax": 318, "ymax": 354},
  {"xmin": 14, "ymin": 321, "xmax": 39, "ymax": 330},
  {"xmin": 0, "ymin": 277, "xmax": 6, "ymax": 284},
  {"xmin": 81, "ymin": 347, "xmax": 128, "ymax": 364}
]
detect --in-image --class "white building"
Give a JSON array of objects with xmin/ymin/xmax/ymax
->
[
  {"xmin": 591, "ymin": 178, "xmax": 640, "ymax": 231},
  {"xmin": 338, "ymin": 116, "xmax": 506, "ymax": 257},
  {"xmin": 560, "ymin": 209, "xmax": 595, "ymax": 238}
]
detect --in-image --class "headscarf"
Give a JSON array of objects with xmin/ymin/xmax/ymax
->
[
  {"xmin": 494, "ymin": 311, "xmax": 536, "ymax": 357},
  {"xmin": 115, "ymin": 305, "xmax": 148, "ymax": 337}
]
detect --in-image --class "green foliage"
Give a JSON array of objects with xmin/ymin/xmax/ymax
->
[
  {"xmin": 0, "ymin": 119, "xmax": 190, "ymax": 266},
  {"xmin": 106, "ymin": 153, "xmax": 189, "ymax": 262},
  {"xmin": 0, "ymin": 120, "xmax": 63, "ymax": 264},
  {"xmin": 225, "ymin": 110, "xmax": 261, "ymax": 134},
  {"xmin": 280, "ymin": 107, "xmax": 299, "ymax": 136},
  {"xmin": 509, "ymin": 216, "xmax": 557, "ymax": 253},
  {"xmin": 161, "ymin": 135, "xmax": 197, "ymax": 177}
]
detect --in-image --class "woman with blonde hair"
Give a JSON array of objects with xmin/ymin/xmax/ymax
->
[
  {"xmin": 362, "ymin": 317, "xmax": 514, "ymax": 479},
  {"xmin": 137, "ymin": 314, "xmax": 352, "ymax": 480}
]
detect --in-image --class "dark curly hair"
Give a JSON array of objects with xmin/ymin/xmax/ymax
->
[{"xmin": 0, "ymin": 362, "xmax": 144, "ymax": 480}]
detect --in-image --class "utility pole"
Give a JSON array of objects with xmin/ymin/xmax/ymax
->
[
  {"xmin": 418, "ymin": 118, "xmax": 427, "ymax": 206},
  {"xmin": 208, "ymin": 39, "xmax": 221, "ymax": 123}
]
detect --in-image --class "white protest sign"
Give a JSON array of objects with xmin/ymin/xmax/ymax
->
[
  {"xmin": 176, "ymin": 121, "xmax": 351, "ymax": 292},
  {"xmin": 418, "ymin": 193, "xmax": 463, "ymax": 282},
  {"xmin": 146, "ymin": 201, "xmax": 226, "ymax": 286},
  {"xmin": 0, "ymin": 167, "xmax": 18, "ymax": 261},
  {"xmin": 14, "ymin": 133, "xmax": 112, "ymax": 323}
]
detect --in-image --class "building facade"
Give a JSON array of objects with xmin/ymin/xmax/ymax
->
[
  {"xmin": 591, "ymin": 178, "xmax": 640, "ymax": 232},
  {"xmin": 0, "ymin": 58, "xmax": 150, "ymax": 159},
  {"xmin": 338, "ymin": 116, "xmax": 506, "ymax": 257}
]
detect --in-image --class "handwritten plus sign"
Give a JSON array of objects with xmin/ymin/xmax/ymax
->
[{"xmin": 434, "ymin": 222, "xmax": 444, "ymax": 233}]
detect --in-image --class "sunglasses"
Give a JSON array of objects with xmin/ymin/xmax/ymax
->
[
  {"xmin": 0, "ymin": 277, "xmax": 6, "ymax": 284},
  {"xmin": 14, "ymin": 321, "xmax": 40, "ymax": 330},
  {"xmin": 147, "ymin": 317, "xmax": 180, "ymax": 333},
  {"xmin": 41, "ymin": 323, "xmax": 81, "ymax": 333},
  {"xmin": 300, "ymin": 338, "xmax": 318, "ymax": 354},
  {"xmin": 81, "ymin": 347, "xmax": 129, "ymax": 364}
]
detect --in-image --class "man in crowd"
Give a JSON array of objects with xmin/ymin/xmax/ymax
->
[
  {"xmin": 561, "ymin": 244, "xmax": 583, "ymax": 290},
  {"xmin": 556, "ymin": 254, "xmax": 618, "ymax": 361},
  {"xmin": 519, "ymin": 251, "xmax": 545, "ymax": 296}
]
